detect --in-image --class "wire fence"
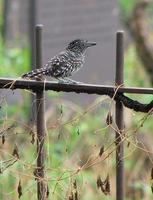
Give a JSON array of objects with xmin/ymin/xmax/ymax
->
[{"xmin": 0, "ymin": 25, "xmax": 153, "ymax": 200}]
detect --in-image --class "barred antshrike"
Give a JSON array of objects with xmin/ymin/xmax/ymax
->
[
  {"xmin": 22, "ymin": 39, "xmax": 153, "ymax": 113},
  {"xmin": 22, "ymin": 39, "xmax": 96, "ymax": 83}
]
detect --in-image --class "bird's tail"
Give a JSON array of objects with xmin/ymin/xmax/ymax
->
[{"xmin": 22, "ymin": 67, "xmax": 49, "ymax": 79}]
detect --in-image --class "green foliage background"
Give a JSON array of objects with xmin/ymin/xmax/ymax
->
[{"xmin": 0, "ymin": 0, "xmax": 153, "ymax": 199}]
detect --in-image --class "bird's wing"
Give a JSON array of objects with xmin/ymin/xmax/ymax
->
[{"xmin": 46, "ymin": 51, "xmax": 74, "ymax": 77}]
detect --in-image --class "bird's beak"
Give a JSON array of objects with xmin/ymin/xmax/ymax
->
[{"xmin": 86, "ymin": 42, "xmax": 96, "ymax": 47}]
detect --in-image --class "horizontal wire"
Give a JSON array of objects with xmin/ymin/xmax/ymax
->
[{"xmin": 0, "ymin": 78, "xmax": 152, "ymax": 95}]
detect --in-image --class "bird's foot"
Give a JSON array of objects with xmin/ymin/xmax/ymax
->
[
  {"xmin": 58, "ymin": 79, "xmax": 70, "ymax": 84},
  {"xmin": 57, "ymin": 78, "xmax": 83, "ymax": 84}
]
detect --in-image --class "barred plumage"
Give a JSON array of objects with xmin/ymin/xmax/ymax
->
[{"xmin": 22, "ymin": 39, "xmax": 96, "ymax": 83}]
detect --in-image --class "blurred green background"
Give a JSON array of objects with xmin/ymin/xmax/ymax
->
[{"xmin": 0, "ymin": 0, "xmax": 153, "ymax": 199}]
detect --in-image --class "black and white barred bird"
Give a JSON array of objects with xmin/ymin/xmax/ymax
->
[{"xmin": 22, "ymin": 39, "xmax": 96, "ymax": 83}]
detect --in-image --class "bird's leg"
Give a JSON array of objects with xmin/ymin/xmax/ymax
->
[
  {"xmin": 56, "ymin": 77, "xmax": 80, "ymax": 84},
  {"xmin": 64, "ymin": 78, "xmax": 78, "ymax": 84},
  {"xmin": 56, "ymin": 78, "xmax": 70, "ymax": 84},
  {"xmin": 64, "ymin": 78, "xmax": 83, "ymax": 84}
]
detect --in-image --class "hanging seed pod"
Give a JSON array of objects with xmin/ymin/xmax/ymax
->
[
  {"xmin": 104, "ymin": 174, "xmax": 110, "ymax": 195},
  {"xmin": 97, "ymin": 175, "xmax": 102, "ymax": 189},
  {"xmin": 12, "ymin": 144, "xmax": 19, "ymax": 159},
  {"xmin": 17, "ymin": 180, "xmax": 22, "ymax": 199},
  {"xmin": 151, "ymin": 167, "xmax": 153, "ymax": 180},
  {"xmin": 2, "ymin": 135, "xmax": 5, "ymax": 144},
  {"xmin": 46, "ymin": 185, "xmax": 49, "ymax": 198},
  {"xmin": 99, "ymin": 146, "xmax": 104, "ymax": 157},
  {"xmin": 106, "ymin": 113, "xmax": 113, "ymax": 125},
  {"xmin": 73, "ymin": 180, "xmax": 78, "ymax": 200}
]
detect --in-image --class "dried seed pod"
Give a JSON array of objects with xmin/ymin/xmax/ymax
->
[
  {"xmin": 31, "ymin": 131, "xmax": 35, "ymax": 144},
  {"xmin": 104, "ymin": 174, "xmax": 110, "ymax": 195},
  {"xmin": 73, "ymin": 180, "xmax": 78, "ymax": 200},
  {"xmin": 2, "ymin": 135, "xmax": 5, "ymax": 144},
  {"xmin": 17, "ymin": 180, "xmax": 22, "ymax": 199},
  {"xmin": 97, "ymin": 175, "xmax": 102, "ymax": 189},
  {"xmin": 77, "ymin": 128, "xmax": 80, "ymax": 135},
  {"xmin": 106, "ymin": 113, "xmax": 113, "ymax": 125},
  {"xmin": 97, "ymin": 174, "xmax": 110, "ymax": 195},
  {"xmin": 60, "ymin": 105, "xmax": 63, "ymax": 115},
  {"xmin": 151, "ymin": 168, "xmax": 153, "ymax": 180},
  {"xmin": 127, "ymin": 141, "xmax": 130, "ymax": 148},
  {"xmin": 46, "ymin": 185, "xmax": 49, "ymax": 198},
  {"xmin": 99, "ymin": 146, "xmax": 104, "ymax": 157},
  {"xmin": 12, "ymin": 145, "xmax": 19, "ymax": 159}
]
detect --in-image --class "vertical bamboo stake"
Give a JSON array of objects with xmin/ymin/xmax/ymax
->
[
  {"xmin": 115, "ymin": 31, "xmax": 124, "ymax": 200},
  {"xmin": 35, "ymin": 24, "xmax": 46, "ymax": 200}
]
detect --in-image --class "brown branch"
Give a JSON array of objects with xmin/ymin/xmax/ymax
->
[
  {"xmin": 0, "ymin": 78, "xmax": 152, "ymax": 94},
  {"xmin": 0, "ymin": 78, "xmax": 152, "ymax": 112}
]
